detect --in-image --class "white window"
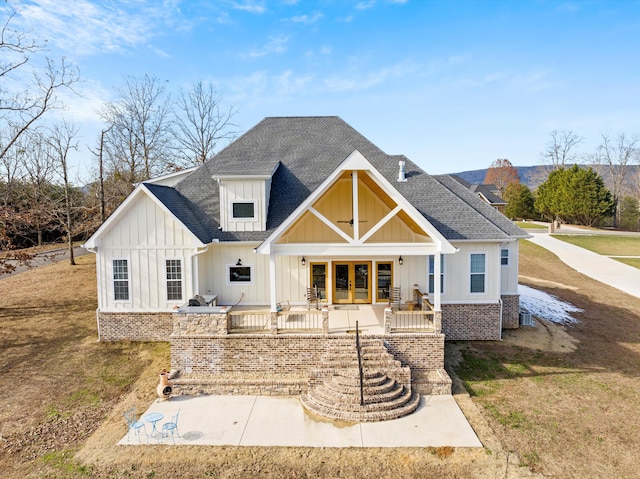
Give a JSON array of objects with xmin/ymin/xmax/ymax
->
[
  {"xmin": 113, "ymin": 259, "xmax": 129, "ymax": 301},
  {"xmin": 166, "ymin": 259, "xmax": 183, "ymax": 301},
  {"xmin": 227, "ymin": 264, "xmax": 253, "ymax": 285},
  {"xmin": 428, "ymin": 255, "xmax": 444, "ymax": 294},
  {"xmin": 232, "ymin": 201, "xmax": 256, "ymax": 219},
  {"xmin": 501, "ymin": 249, "xmax": 509, "ymax": 266},
  {"xmin": 470, "ymin": 253, "xmax": 486, "ymax": 293}
]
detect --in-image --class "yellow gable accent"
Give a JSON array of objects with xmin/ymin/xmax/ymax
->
[{"xmin": 275, "ymin": 170, "xmax": 432, "ymax": 245}]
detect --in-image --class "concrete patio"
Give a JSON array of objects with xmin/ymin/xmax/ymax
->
[{"xmin": 119, "ymin": 394, "xmax": 482, "ymax": 448}]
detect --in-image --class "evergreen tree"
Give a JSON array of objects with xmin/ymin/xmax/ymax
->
[
  {"xmin": 504, "ymin": 183, "xmax": 536, "ymax": 220},
  {"xmin": 534, "ymin": 165, "xmax": 615, "ymax": 226}
]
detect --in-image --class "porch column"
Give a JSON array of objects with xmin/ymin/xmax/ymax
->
[
  {"xmin": 434, "ymin": 252, "xmax": 442, "ymax": 311},
  {"xmin": 269, "ymin": 253, "xmax": 277, "ymax": 311}
]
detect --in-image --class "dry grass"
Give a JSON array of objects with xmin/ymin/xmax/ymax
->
[
  {"xmin": 2, "ymin": 243, "xmax": 639, "ymax": 478},
  {"xmin": 454, "ymin": 240, "xmax": 640, "ymax": 478}
]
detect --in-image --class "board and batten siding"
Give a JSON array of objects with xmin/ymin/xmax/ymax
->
[
  {"xmin": 96, "ymin": 193, "xmax": 197, "ymax": 311},
  {"xmin": 218, "ymin": 179, "xmax": 270, "ymax": 232},
  {"xmin": 442, "ymin": 242, "xmax": 502, "ymax": 303},
  {"xmin": 197, "ymin": 246, "xmax": 428, "ymax": 307},
  {"xmin": 500, "ymin": 241, "xmax": 519, "ymax": 295}
]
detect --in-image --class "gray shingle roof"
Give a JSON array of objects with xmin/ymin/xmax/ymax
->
[
  {"xmin": 143, "ymin": 183, "xmax": 211, "ymax": 244},
  {"xmin": 164, "ymin": 116, "xmax": 528, "ymax": 243}
]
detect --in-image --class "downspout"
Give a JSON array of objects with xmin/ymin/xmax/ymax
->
[{"xmin": 498, "ymin": 298, "xmax": 503, "ymax": 340}]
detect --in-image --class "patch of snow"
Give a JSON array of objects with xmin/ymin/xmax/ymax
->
[{"xmin": 518, "ymin": 284, "xmax": 583, "ymax": 326}]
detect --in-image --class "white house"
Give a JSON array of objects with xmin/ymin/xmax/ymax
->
[{"xmin": 84, "ymin": 117, "xmax": 529, "ymax": 417}]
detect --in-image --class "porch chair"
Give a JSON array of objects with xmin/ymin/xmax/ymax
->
[
  {"xmin": 162, "ymin": 409, "xmax": 180, "ymax": 444},
  {"xmin": 306, "ymin": 286, "xmax": 320, "ymax": 310},
  {"xmin": 389, "ymin": 286, "xmax": 402, "ymax": 310},
  {"xmin": 123, "ymin": 406, "xmax": 146, "ymax": 443}
]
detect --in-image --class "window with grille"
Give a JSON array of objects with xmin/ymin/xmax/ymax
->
[
  {"xmin": 113, "ymin": 259, "xmax": 129, "ymax": 301},
  {"xmin": 166, "ymin": 259, "xmax": 183, "ymax": 301},
  {"xmin": 470, "ymin": 253, "xmax": 486, "ymax": 293},
  {"xmin": 501, "ymin": 249, "xmax": 509, "ymax": 266}
]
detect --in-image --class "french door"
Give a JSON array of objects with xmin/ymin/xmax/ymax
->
[{"xmin": 333, "ymin": 261, "xmax": 372, "ymax": 304}]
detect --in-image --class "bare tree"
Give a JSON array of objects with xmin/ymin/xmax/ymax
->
[
  {"xmin": 22, "ymin": 131, "xmax": 58, "ymax": 246},
  {"xmin": 171, "ymin": 81, "xmax": 238, "ymax": 167},
  {"xmin": 594, "ymin": 131, "xmax": 640, "ymax": 227},
  {"xmin": 46, "ymin": 121, "xmax": 79, "ymax": 265},
  {"xmin": 541, "ymin": 130, "xmax": 584, "ymax": 169},
  {"xmin": 100, "ymin": 75, "xmax": 173, "ymax": 186},
  {"xmin": 0, "ymin": 7, "xmax": 79, "ymax": 162}
]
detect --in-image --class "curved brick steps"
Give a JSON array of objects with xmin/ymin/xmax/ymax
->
[
  {"xmin": 325, "ymin": 374, "xmax": 397, "ymax": 396},
  {"xmin": 302, "ymin": 338, "xmax": 420, "ymax": 422},
  {"xmin": 300, "ymin": 386, "xmax": 420, "ymax": 422}
]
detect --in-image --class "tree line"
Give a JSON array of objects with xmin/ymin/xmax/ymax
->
[
  {"xmin": 484, "ymin": 130, "xmax": 640, "ymax": 230},
  {"xmin": 0, "ymin": 6, "xmax": 237, "ymax": 273}
]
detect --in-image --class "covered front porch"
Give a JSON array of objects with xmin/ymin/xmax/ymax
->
[{"xmin": 175, "ymin": 286, "xmax": 440, "ymax": 336}]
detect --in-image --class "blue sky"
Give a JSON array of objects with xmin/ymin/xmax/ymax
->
[{"xmin": 7, "ymin": 0, "xmax": 640, "ymax": 181}]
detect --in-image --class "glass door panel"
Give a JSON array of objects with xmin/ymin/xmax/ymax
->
[
  {"xmin": 334, "ymin": 263, "xmax": 350, "ymax": 302},
  {"xmin": 353, "ymin": 263, "xmax": 370, "ymax": 303},
  {"xmin": 311, "ymin": 263, "xmax": 327, "ymax": 301},
  {"xmin": 333, "ymin": 261, "xmax": 371, "ymax": 304},
  {"xmin": 376, "ymin": 262, "xmax": 392, "ymax": 302}
]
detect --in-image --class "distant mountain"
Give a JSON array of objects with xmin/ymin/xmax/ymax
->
[
  {"xmin": 451, "ymin": 164, "xmax": 640, "ymax": 192},
  {"xmin": 451, "ymin": 166, "xmax": 543, "ymax": 189}
]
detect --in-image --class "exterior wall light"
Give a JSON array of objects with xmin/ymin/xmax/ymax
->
[
  {"xmin": 398, "ymin": 256, "xmax": 403, "ymax": 265},
  {"xmin": 301, "ymin": 257, "xmax": 306, "ymax": 266},
  {"xmin": 236, "ymin": 259, "xmax": 242, "ymax": 266}
]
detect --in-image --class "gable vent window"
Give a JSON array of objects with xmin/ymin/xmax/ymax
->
[{"xmin": 232, "ymin": 202, "xmax": 255, "ymax": 219}]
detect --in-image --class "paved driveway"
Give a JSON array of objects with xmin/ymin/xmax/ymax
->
[
  {"xmin": 0, "ymin": 246, "xmax": 90, "ymax": 279},
  {"xmin": 526, "ymin": 227, "xmax": 640, "ymax": 299}
]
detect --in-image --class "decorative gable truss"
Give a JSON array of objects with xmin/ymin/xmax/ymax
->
[{"xmin": 257, "ymin": 150, "xmax": 456, "ymax": 257}]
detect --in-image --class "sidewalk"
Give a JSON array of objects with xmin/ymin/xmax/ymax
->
[
  {"xmin": 119, "ymin": 394, "xmax": 483, "ymax": 448},
  {"xmin": 527, "ymin": 230, "xmax": 640, "ymax": 299}
]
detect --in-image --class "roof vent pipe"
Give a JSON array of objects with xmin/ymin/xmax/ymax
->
[{"xmin": 397, "ymin": 160, "xmax": 407, "ymax": 182}]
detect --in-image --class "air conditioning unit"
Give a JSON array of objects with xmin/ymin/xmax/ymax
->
[{"xmin": 519, "ymin": 309, "xmax": 533, "ymax": 326}]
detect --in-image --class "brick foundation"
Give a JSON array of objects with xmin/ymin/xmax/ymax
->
[
  {"xmin": 97, "ymin": 311, "xmax": 173, "ymax": 341},
  {"xmin": 501, "ymin": 294, "xmax": 520, "ymax": 329},
  {"xmin": 441, "ymin": 303, "xmax": 501, "ymax": 340},
  {"xmin": 169, "ymin": 333, "xmax": 449, "ymax": 395}
]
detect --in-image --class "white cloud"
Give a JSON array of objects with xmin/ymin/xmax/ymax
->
[
  {"xmin": 323, "ymin": 60, "xmax": 419, "ymax": 92},
  {"xmin": 232, "ymin": 1, "xmax": 266, "ymax": 14},
  {"xmin": 245, "ymin": 35, "xmax": 289, "ymax": 58},
  {"xmin": 13, "ymin": 0, "xmax": 183, "ymax": 57},
  {"xmin": 276, "ymin": 70, "xmax": 313, "ymax": 96},
  {"xmin": 356, "ymin": 1, "xmax": 376, "ymax": 10},
  {"xmin": 289, "ymin": 12, "xmax": 323, "ymax": 24}
]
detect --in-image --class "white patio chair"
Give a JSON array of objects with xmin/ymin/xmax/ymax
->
[
  {"xmin": 162, "ymin": 409, "xmax": 181, "ymax": 444},
  {"xmin": 123, "ymin": 406, "xmax": 146, "ymax": 443}
]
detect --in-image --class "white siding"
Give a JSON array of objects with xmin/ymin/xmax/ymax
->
[
  {"xmin": 219, "ymin": 179, "xmax": 268, "ymax": 232},
  {"xmin": 445, "ymin": 243, "xmax": 502, "ymax": 302},
  {"xmin": 96, "ymin": 194, "xmax": 197, "ymax": 311},
  {"xmin": 197, "ymin": 247, "xmax": 427, "ymax": 307},
  {"xmin": 500, "ymin": 241, "xmax": 519, "ymax": 294}
]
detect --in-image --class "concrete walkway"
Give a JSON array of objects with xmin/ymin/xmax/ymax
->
[
  {"xmin": 526, "ymin": 228, "xmax": 640, "ymax": 299},
  {"xmin": 120, "ymin": 394, "xmax": 482, "ymax": 448}
]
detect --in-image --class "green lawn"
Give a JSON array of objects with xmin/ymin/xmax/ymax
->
[
  {"xmin": 614, "ymin": 257, "xmax": 640, "ymax": 269},
  {"xmin": 552, "ymin": 234, "xmax": 640, "ymax": 256},
  {"xmin": 514, "ymin": 221, "xmax": 547, "ymax": 230}
]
